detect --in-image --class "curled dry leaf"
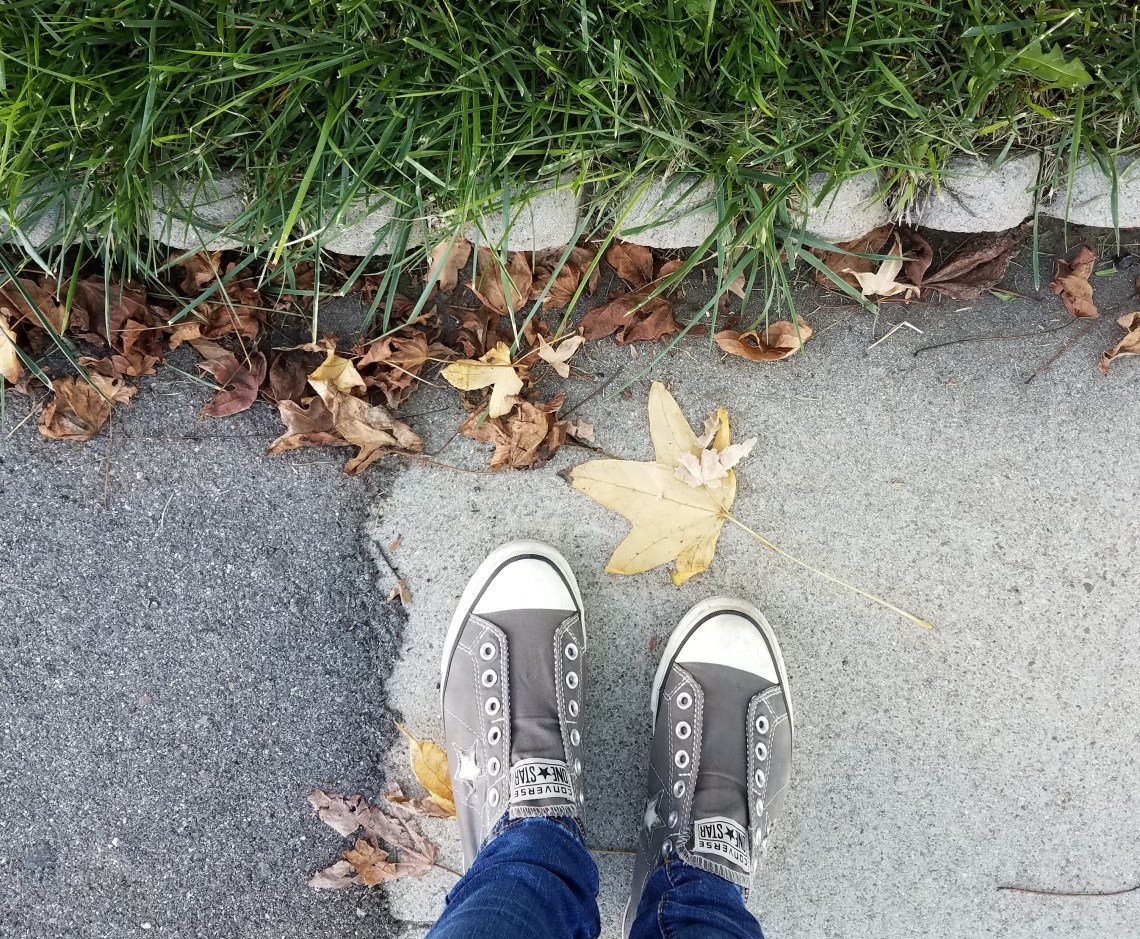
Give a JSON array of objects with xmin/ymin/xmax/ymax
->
[
  {"xmin": 396, "ymin": 723, "xmax": 455, "ymax": 816},
  {"xmin": 310, "ymin": 380, "xmax": 423, "ymax": 475},
  {"xmin": 605, "ymin": 241, "xmax": 654, "ymax": 288},
  {"xmin": 387, "ymin": 578, "xmax": 412, "ymax": 606},
  {"xmin": 675, "ymin": 437, "xmax": 757, "ymax": 490},
  {"xmin": 813, "ymin": 225, "xmax": 894, "ymax": 290},
  {"xmin": 427, "ymin": 237, "xmax": 473, "ymax": 293},
  {"xmin": 1, "ymin": 311, "xmax": 21, "ymax": 384},
  {"xmin": 38, "ymin": 375, "xmax": 134, "ymax": 441},
  {"xmin": 1050, "ymin": 245, "xmax": 1099, "ymax": 318},
  {"xmin": 308, "ymin": 859, "xmax": 363, "ymax": 890},
  {"xmin": 1099, "ymin": 312, "xmax": 1140, "ymax": 373},
  {"xmin": 921, "ymin": 232, "xmax": 1017, "ymax": 300},
  {"xmin": 266, "ymin": 397, "xmax": 348, "ymax": 455},
  {"xmin": 440, "ymin": 341, "xmax": 523, "ymax": 418},
  {"xmin": 714, "ymin": 319, "xmax": 812, "ymax": 362},
  {"xmin": 567, "ymin": 382, "xmax": 740, "ymax": 585},
  {"xmin": 471, "ymin": 249, "xmax": 532, "ymax": 316},
  {"xmin": 342, "ymin": 839, "xmax": 398, "ymax": 886},
  {"xmin": 460, "ymin": 393, "xmax": 569, "ymax": 471},
  {"xmin": 0, "ymin": 276, "xmax": 65, "ymax": 333},
  {"xmin": 195, "ymin": 346, "xmax": 267, "ymax": 419},
  {"xmin": 537, "ymin": 335, "xmax": 585, "ymax": 378},
  {"xmin": 385, "ymin": 782, "xmax": 454, "ymax": 819}
]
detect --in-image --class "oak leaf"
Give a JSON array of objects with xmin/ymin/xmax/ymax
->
[
  {"xmin": 1050, "ymin": 245, "xmax": 1098, "ymax": 318},
  {"xmin": 714, "ymin": 319, "xmax": 812, "ymax": 362},
  {"xmin": 567, "ymin": 382, "xmax": 741, "ymax": 585},
  {"xmin": 1099, "ymin": 312, "xmax": 1140, "ymax": 373},
  {"xmin": 396, "ymin": 723, "xmax": 455, "ymax": 816},
  {"xmin": 440, "ymin": 341, "xmax": 523, "ymax": 418}
]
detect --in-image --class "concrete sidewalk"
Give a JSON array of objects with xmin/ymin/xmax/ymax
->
[
  {"xmin": 3, "ymin": 223, "xmax": 1139, "ymax": 938},
  {"xmin": 374, "ymin": 236, "xmax": 1140, "ymax": 937}
]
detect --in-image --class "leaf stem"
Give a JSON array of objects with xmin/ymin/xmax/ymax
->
[{"xmin": 725, "ymin": 513, "xmax": 934, "ymax": 630}]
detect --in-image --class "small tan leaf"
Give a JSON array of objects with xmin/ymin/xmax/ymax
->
[
  {"xmin": 537, "ymin": 335, "xmax": 584, "ymax": 378},
  {"xmin": 1099, "ymin": 312, "xmax": 1140, "ymax": 373},
  {"xmin": 714, "ymin": 319, "xmax": 812, "ymax": 362},
  {"xmin": 308, "ymin": 859, "xmax": 363, "ymax": 890},
  {"xmin": 471, "ymin": 249, "xmax": 532, "ymax": 316},
  {"xmin": 813, "ymin": 225, "xmax": 894, "ymax": 290},
  {"xmin": 396, "ymin": 723, "xmax": 455, "ymax": 816},
  {"xmin": 675, "ymin": 437, "xmax": 757, "ymax": 490},
  {"xmin": 440, "ymin": 341, "xmax": 523, "ymax": 418},
  {"xmin": 427, "ymin": 237, "xmax": 473, "ymax": 293},
  {"xmin": 309, "ymin": 347, "xmax": 367, "ymax": 396},
  {"xmin": 1050, "ymin": 245, "xmax": 1098, "ymax": 318},
  {"xmin": 342, "ymin": 839, "xmax": 398, "ymax": 886},
  {"xmin": 387, "ymin": 578, "xmax": 412, "ymax": 605},
  {"xmin": 1, "ymin": 311, "xmax": 23, "ymax": 384},
  {"xmin": 846, "ymin": 236, "xmax": 918, "ymax": 299}
]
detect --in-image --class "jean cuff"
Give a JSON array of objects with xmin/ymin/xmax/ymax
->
[{"xmin": 482, "ymin": 813, "xmax": 586, "ymax": 851}]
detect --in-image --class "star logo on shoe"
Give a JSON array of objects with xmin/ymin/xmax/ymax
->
[
  {"xmin": 455, "ymin": 744, "xmax": 482, "ymax": 790},
  {"xmin": 643, "ymin": 792, "xmax": 664, "ymax": 833},
  {"xmin": 537, "ymin": 766, "xmax": 552, "ymax": 780}
]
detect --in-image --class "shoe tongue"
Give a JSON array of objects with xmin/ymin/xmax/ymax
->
[
  {"xmin": 681, "ymin": 662, "xmax": 770, "ymax": 871},
  {"xmin": 478, "ymin": 608, "xmax": 580, "ymax": 817}
]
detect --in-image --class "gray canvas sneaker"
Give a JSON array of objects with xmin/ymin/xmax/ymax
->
[
  {"xmin": 440, "ymin": 540, "xmax": 587, "ymax": 870},
  {"xmin": 623, "ymin": 598, "xmax": 794, "ymax": 936}
]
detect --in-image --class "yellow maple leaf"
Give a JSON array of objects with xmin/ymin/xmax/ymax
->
[
  {"xmin": 440, "ymin": 341, "xmax": 523, "ymax": 418},
  {"xmin": 396, "ymin": 723, "xmax": 455, "ymax": 816},
  {"xmin": 568, "ymin": 381, "xmax": 736, "ymax": 585},
  {"xmin": 568, "ymin": 382, "xmax": 934, "ymax": 627}
]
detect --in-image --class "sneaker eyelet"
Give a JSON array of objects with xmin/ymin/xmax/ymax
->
[
  {"xmin": 755, "ymin": 742, "xmax": 768, "ymax": 761},
  {"xmin": 667, "ymin": 810, "xmax": 678, "ymax": 827},
  {"xmin": 568, "ymin": 700, "xmax": 579, "ymax": 717},
  {"xmin": 564, "ymin": 642, "xmax": 579, "ymax": 661},
  {"xmin": 754, "ymin": 768, "xmax": 766, "ymax": 788},
  {"xmin": 573, "ymin": 759, "xmax": 582, "ymax": 774},
  {"xmin": 674, "ymin": 750, "xmax": 690, "ymax": 769},
  {"xmin": 673, "ymin": 780, "xmax": 686, "ymax": 798},
  {"xmin": 484, "ymin": 697, "xmax": 501, "ymax": 716},
  {"xmin": 487, "ymin": 726, "xmax": 502, "ymax": 745},
  {"xmin": 479, "ymin": 642, "xmax": 497, "ymax": 660},
  {"xmin": 565, "ymin": 672, "xmax": 578, "ymax": 690},
  {"xmin": 578, "ymin": 791, "xmax": 584, "ymax": 804},
  {"xmin": 754, "ymin": 796, "xmax": 764, "ymax": 815},
  {"xmin": 488, "ymin": 789, "xmax": 500, "ymax": 807},
  {"xmin": 660, "ymin": 839, "xmax": 673, "ymax": 859},
  {"xmin": 675, "ymin": 721, "xmax": 691, "ymax": 740},
  {"xmin": 570, "ymin": 729, "xmax": 580, "ymax": 746},
  {"xmin": 754, "ymin": 715, "xmax": 769, "ymax": 734},
  {"xmin": 481, "ymin": 669, "xmax": 498, "ymax": 687},
  {"xmin": 676, "ymin": 691, "xmax": 692, "ymax": 710},
  {"xmin": 487, "ymin": 757, "xmax": 501, "ymax": 775}
]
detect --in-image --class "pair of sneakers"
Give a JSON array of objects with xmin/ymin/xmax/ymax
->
[{"xmin": 440, "ymin": 541, "xmax": 793, "ymax": 931}]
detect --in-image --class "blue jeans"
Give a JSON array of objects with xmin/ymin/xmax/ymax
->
[{"xmin": 426, "ymin": 817, "xmax": 765, "ymax": 939}]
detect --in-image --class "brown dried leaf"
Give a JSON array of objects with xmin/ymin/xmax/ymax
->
[
  {"xmin": 309, "ymin": 377, "xmax": 423, "ymax": 474},
  {"xmin": 1, "ymin": 310, "xmax": 21, "ymax": 384},
  {"xmin": 901, "ymin": 229, "xmax": 934, "ymax": 287},
  {"xmin": 385, "ymin": 782, "xmax": 454, "ymax": 819},
  {"xmin": 580, "ymin": 291, "xmax": 676, "ymax": 343},
  {"xmin": 308, "ymin": 789, "xmax": 367, "ymax": 837},
  {"xmin": 812, "ymin": 225, "xmax": 894, "ymax": 289},
  {"xmin": 1049, "ymin": 245, "xmax": 1098, "ymax": 318},
  {"xmin": 266, "ymin": 397, "xmax": 348, "ymax": 456},
  {"xmin": 0, "ymin": 277, "xmax": 65, "ymax": 333},
  {"xmin": 266, "ymin": 348, "xmax": 324, "ymax": 404},
  {"xmin": 606, "ymin": 241, "xmax": 654, "ymax": 288},
  {"xmin": 1099, "ymin": 312, "xmax": 1140, "ymax": 373},
  {"xmin": 714, "ymin": 319, "xmax": 813, "ymax": 362},
  {"xmin": 427, "ymin": 237, "xmax": 473, "ymax": 293},
  {"xmin": 342, "ymin": 839, "xmax": 398, "ymax": 886},
  {"xmin": 38, "ymin": 377, "xmax": 114, "ymax": 441},
  {"xmin": 173, "ymin": 251, "xmax": 223, "ymax": 294},
  {"xmin": 471, "ymin": 249, "xmax": 532, "ymax": 316},
  {"xmin": 197, "ymin": 349, "xmax": 267, "ymax": 419},
  {"xmin": 308, "ymin": 860, "xmax": 363, "ymax": 890},
  {"xmin": 922, "ymin": 233, "xmax": 1017, "ymax": 300},
  {"xmin": 386, "ymin": 578, "xmax": 412, "ymax": 605},
  {"xmin": 460, "ymin": 393, "xmax": 568, "ymax": 471}
]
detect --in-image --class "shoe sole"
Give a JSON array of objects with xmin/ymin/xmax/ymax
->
[
  {"xmin": 440, "ymin": 540, "xmax": 586, "ymax": 706},
  {"xmin": 649, "ymin": 596, "xmax": 794, "ymax": 740}
]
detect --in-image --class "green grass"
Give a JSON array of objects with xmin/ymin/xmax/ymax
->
[{"xmin": 1, "ymin": 0, "xmax": 1138, "ymax": 343}]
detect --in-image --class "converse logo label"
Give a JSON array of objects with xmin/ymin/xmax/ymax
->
[
  {"xmin": 694, "ymin": 816, "xmax": 750, "ymax": 868},
  {"xmin": 510, "ymin": 759, "xmax": 574, "ymax": 803}
]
